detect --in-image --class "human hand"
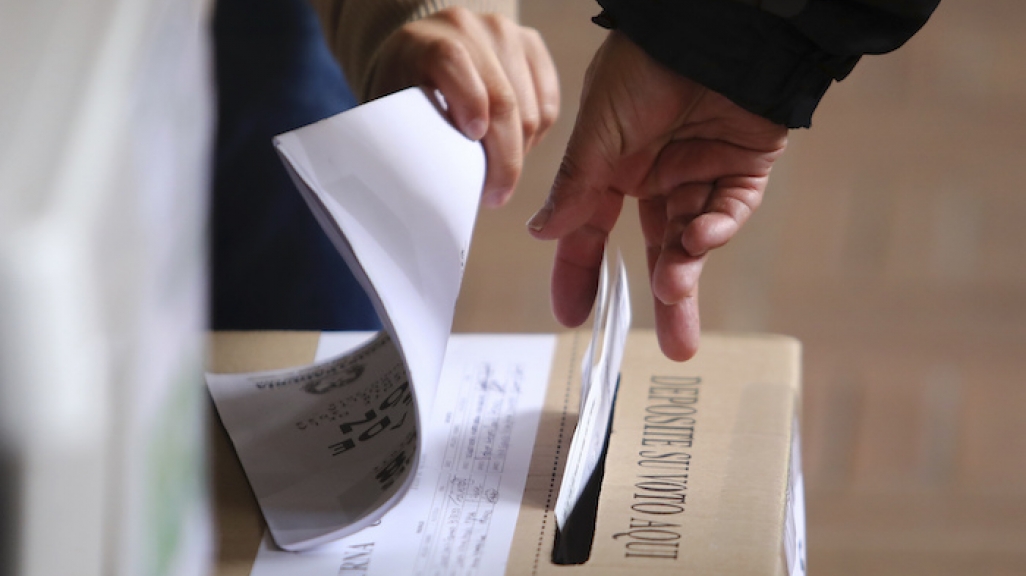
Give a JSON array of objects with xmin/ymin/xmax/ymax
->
[
  {"xmin": 527, "ymin": 32, "xmax": 788, "ymax": 361},
  {"xmin": 368, "ymin": 7, "xmax": 560, "ymax": 207}
]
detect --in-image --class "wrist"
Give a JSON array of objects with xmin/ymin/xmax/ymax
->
[{"xmin": 593, "ymin": 0, "xmax": 856, "ymax": 128}]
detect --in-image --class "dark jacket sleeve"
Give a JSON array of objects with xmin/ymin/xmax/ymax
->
[{"xmin": 594, "ymin": 0, "xmax": 940, "ymax": 128}]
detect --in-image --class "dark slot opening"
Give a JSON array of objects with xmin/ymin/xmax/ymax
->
[
  {"xmin": 551, "ymin": 377, "xmax": 620, "ymax": 565},
  {"xmin": 0, "ymin": 445, "xmax": 19, "ymax": 576}
]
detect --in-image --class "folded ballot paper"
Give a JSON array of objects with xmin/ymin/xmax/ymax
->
[{"xmin": 205, "ymin": 88, "xmax": 630, "ymax": 555}]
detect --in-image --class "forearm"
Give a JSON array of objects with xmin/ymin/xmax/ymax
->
[
  {"xmin": 593, "ymin": 0, "xmax": 941, "ymax": 128},
  {"xmin": 309, "ymin": 0, "xmax": 518, "ymax": 101}
]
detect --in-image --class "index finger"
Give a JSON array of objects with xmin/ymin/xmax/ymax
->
[
  {"xmin": 549, "ymin": 188, "xmax": 624, "ymax": 327},
  {"xmin": 536, "ymin": 69, "xmax": 630, "ymax": 326}
]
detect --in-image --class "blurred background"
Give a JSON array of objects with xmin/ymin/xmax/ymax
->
[{"xmin": 454, "ymin": 0, "xmax": 1026, "ymax": 574}]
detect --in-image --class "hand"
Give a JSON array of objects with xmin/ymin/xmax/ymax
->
[
  {"xmin": 368, "ymin": 7, "xmax": 560, "ymax": 207},
  {"xmin": 527, "ymin": 32, "xmax": 788, "ymax": 361}
]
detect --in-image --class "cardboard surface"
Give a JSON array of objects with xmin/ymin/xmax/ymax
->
[
  {"xmin": 207, "ymin": 331, "xmax": 319, "ymax": 576},
  {"xmin": 208, "ymin": 330, "xmax": 801, "ymax": 576},
  {"xmin": 508, "ymin": 331, "xmax": 801, "ymax": 576}
]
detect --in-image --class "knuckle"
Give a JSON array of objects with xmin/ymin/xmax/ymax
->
[
  {"xmin": 490, "ymin": 153, "xmax": 522, "ymax": 190},
  {"xmin": 386, "ymin": 25, "xmax": 423, "ymax": 58},
  {"xmin": 552, "ymin": 156, "xmax": 582, "ymax": 199},
  {"xmin": 523, "ymin": 27, "xmax": 548, "ymax": 50},
  {"xmin": 549, "ymin": 156, "xmax": 590, "ymax": 203},
  {"xmin": 392, "ymin": 25, "xmax": 416, "ymax": 44},
  {"xmin": 729, "ymin": 183, "xmax": 763, "ymax": 214},
  {"xmin": 714, "ymin": 193, "xmax": 746, "ymax": 219},
  {"xmin": 524, "ymin": 27, "xmax": 543, "ymax": 42},
  {"xmin": 539, "ymin": 93, "xmax": 560, "ymax": 127},
  {"xmin": 489, "ymin": 87, "xmax": 517, "ymax": 119},
  {"xmin": 522, "ymin": 112, "xmax": 541, "ymax": 138},
  {"xmin": 481, "ymin": 12, "xmax": 514, "ymax": 36},
  {"xmin": 743, "ymin": 187, "xmax": 764, "ymax": 212},
  {"xmin": 424, "ymin": 36, "xmax": 466, "ymax": 68},
  {"xmin": 439, "ymin": 5, "xmax": 473, "ymax": 27},
  {"xmin": 499, "ymin": 155, "xmax": 522, "ymax": 181},
  {"xmin": 723, "ymin": 196, "xmax": 752, "ymax": 222}
]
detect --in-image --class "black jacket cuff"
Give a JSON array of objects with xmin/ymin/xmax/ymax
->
[{"xmin": 595, "ymin": 0, "xmax": 860, "ymax": 128}]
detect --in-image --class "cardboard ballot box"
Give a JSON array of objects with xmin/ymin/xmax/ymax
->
[{"xmin": 209, "ymin": 330, "xmax": 804, "ymax": 576}]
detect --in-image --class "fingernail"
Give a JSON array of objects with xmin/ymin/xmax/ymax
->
[
  {"xmin": 527, "ymin": 201, "xmax": 553, "ymax": 232},
  {"xmin": 466, "ymin": 118, "xmax": 487, "ymax": 141}
]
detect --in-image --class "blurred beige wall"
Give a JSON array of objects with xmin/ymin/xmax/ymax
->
[{"xmin": 455, "ymin": 1, "xmax": 1026, "ymax": 574}]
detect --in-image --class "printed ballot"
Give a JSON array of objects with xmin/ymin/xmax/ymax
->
[
  {"xmin": 207, "ymin": 88, "xmax": 805, "ymax": 576},
  {"xmin": 208, "ymin": 88, "xmax": 486, "ymax": 550}
]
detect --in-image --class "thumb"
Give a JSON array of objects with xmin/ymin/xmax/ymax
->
[
  {"xmin": 527, "ymin": 53, "xmax": 623, "ymax": 240},
  {"xmin": 525, "ymin": 29, "xmax": 627, "ymax": 239},
  {"xmin": 528, "ymin": 90, "xmax": 626, "ymax": 327}
]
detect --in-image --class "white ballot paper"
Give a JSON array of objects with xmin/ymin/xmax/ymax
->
[
  {"xmin": 554, "ymin": 254, "xmax": 630, "ymax": 531},
  {"xmin": 206, "ymin": 88, "xmax": 632, "ymax": 566},
  {"xmin": 208, "ymin": 87, "xmax": 485, "ymax": 551},
  {"xmin": 273, "ymin": 87, "xmax": 485, "ymax": 418}
]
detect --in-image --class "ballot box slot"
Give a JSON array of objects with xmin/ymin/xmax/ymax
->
[
  {"xmin": 551, "ymin": 378, "xmax": 621, "ymax": 565},
  {"xmin": 0, "ymin": 447, "xmax": 16, "ymax": 575}
]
